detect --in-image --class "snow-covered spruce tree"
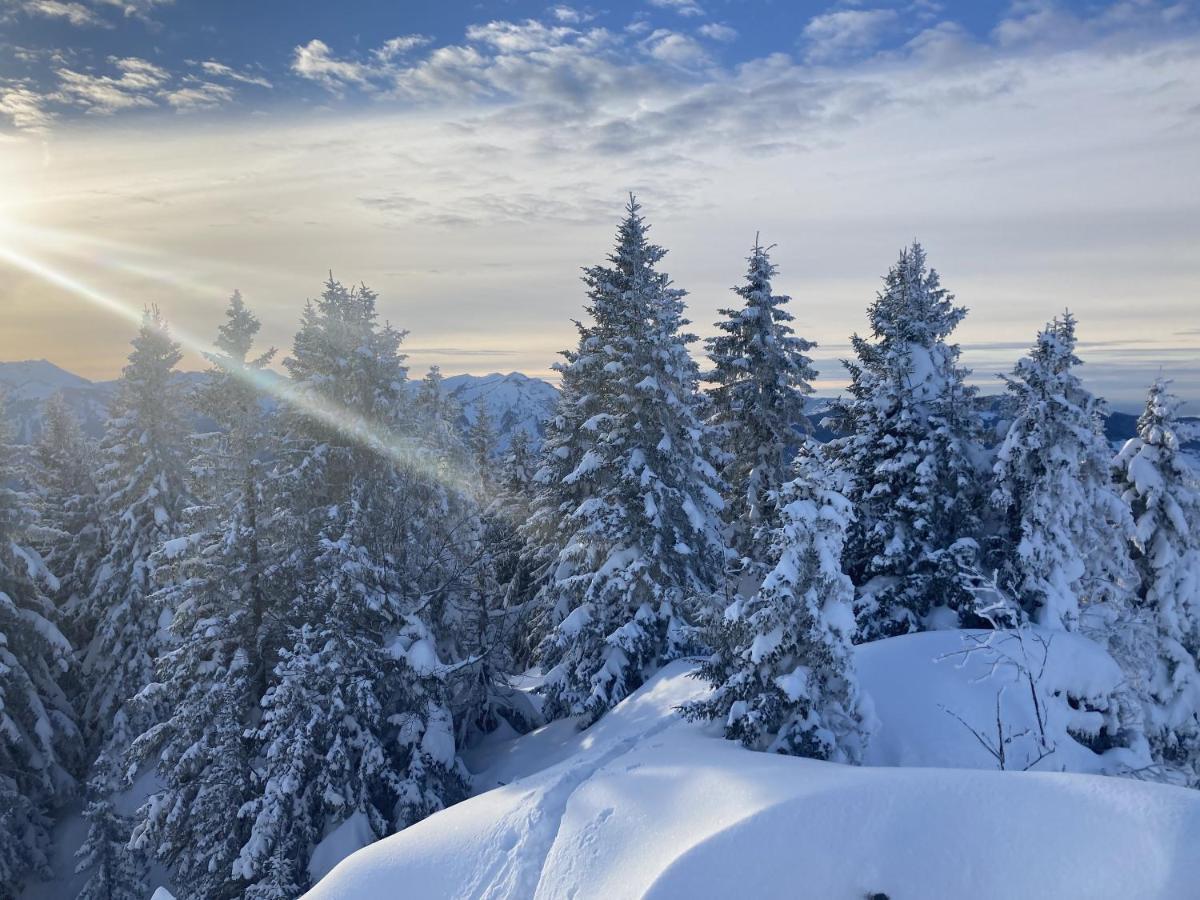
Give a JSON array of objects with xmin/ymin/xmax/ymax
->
[
  {"xmin": 0, "ymin": 408, "xmax": 81, "ymax": 898},
  {"xmin": 30, "ymin": 392, "xmax": 104, "ymax": 648},
  {"xmin": 529, "ymin": 197, "xmax": 727, "ymax": 726},
  {"xmin": 493, "ymin": 430, "xmax": 541, "ymax": 669},
  {"xmin": 827, "ymin": 242, "xmax": 982, "ymax": 639},
  {"xmin": 126, "ymin": 292, "xmax": 278, "ymax": 899},
  {"xmin": 1113, "ymin": 378, "xmax": 1200, "ymax": 784},
  {"xmin": 468, "ymin": 400, "xmax": 496, "ymax": 486},
  {"xmin": 685, "ymin": 443, "xmax": 869, "ymax": 761},
  {"xmin": 991, "ymin": 313, "xmax": 1138, "ymax": 632},
  {"xmin": 230, "ymin": 279, "xmax": 475, "ymax": 896},
  {"xmin": 75, "ymin": 307, "xmax": 190, "ymax": 900},
  {"xmin": 706, "ymin": 239, "xmax": 817, "ymax": 564}
]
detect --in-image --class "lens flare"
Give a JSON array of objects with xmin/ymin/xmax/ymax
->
[{"xmin": 0, "ymin": 239, "xmax": 480, "ymax": 498}]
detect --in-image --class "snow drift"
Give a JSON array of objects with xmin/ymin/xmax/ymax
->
[{"xmin": 306, "ymin": 631, "xmax": 1200, "ymax": 899}]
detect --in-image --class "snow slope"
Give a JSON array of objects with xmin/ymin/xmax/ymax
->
[{"xmin": 308, "ymin": 631, "xmax": 1200, "ymax": 900}]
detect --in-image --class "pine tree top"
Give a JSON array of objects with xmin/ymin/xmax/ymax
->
[{"xmin": 865, "ymin": 241, "xmax": 966, "ymax": 348}]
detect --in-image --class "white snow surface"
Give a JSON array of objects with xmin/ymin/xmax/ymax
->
[{"xmin": 307, "ymin": 631, "xmax": 1200, "ymax": 900}]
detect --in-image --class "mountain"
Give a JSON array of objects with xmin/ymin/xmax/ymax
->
[
  {"xmin": 0, "ymin": 361, "xmax": 559, "ymax": 453},
  {"xmin": 440, "ymin": 371, "xmax": 559, "ymax": 454},
  {"xmin": 0, "ymin": 360, "xmax": 114, "ymax": 443}
]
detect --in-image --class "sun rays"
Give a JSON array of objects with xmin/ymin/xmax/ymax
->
[{"xmin": 0, "ymin": 225, "xmax": 482, "ymax": 498}]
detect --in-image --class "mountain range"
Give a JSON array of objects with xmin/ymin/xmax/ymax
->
[
  {"xmin": 0, "ymin": 359, "xmax": 559, "ymax": 453},
  {"xmin": 2, "ymin": 359, "xmax": 1193, "ymax": 457}
]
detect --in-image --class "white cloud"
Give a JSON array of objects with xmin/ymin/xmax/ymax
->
[
  {"xmin": 802, "ymin": 8, "xmax": 899, "ymax": 63},
  {"xmin": 0, "ymin": 85, "xmax": 54, "ymax": 130},
  {"xmin": 53, "ymin": 57, "xmax": 167, "ymax": 113},
  {"xmin": 648, "ymin": 0, "xmax": 705, "ymax": 18},
  {"xmin": 642, "ymin": 29, "xmax": 711, "ymax": 67},
  {"xmin": 165, "ymin": 81, "xmax": 233, "ymax": 110},
  {"xmin": 465, "ymin": 19, "xmax": 577, "ymax": 53},
  {"xmin": 20, "ymin": 0, "xmax": 101, "ymax": 26},
  {"xmin": 549, "ymin": 5, "xmax": 593, "ymax": 25},
  {"xmin": 697, "ymin": 23, "xmax": 737, "ymax": 42},
  {"xmin": 290, "ymin": 39, "xmax": 377, "ymax": 93},
  {"xmin": 199, "ymin": 60, "xmax": 272, "ymax": 89},
  {"xmin": 374, "ymin": 35, "xmax": 432, "ymax": 62},
  {"xmin": 93, "ymin": 0, "xmax": 172, "ymax": 19}
]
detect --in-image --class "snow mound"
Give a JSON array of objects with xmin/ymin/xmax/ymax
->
[{"xmin": 306, "ymin": 634, "xmax": 1200, "ymax": 899}]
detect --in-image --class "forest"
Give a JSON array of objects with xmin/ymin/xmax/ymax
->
[{"xmin": 3, "ymin": 197, "xmax": 1198, "ymax": 900}]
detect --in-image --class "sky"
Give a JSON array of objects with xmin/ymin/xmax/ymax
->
[{"xmin": 0, "ymin": 0, "xmax": 1197, "ymax": 410}]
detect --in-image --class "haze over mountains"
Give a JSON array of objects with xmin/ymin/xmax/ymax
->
[
  {"xmin": 0, "ymin": 360, "xmax": 558, "ymax": 452},
  {"xmin": 1, "ymin": 358, "xmax": 1190, "ymax": 454}
]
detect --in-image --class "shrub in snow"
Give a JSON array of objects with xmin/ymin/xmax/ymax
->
[
  {"xmin": 1114, "ymin": 378, "xmax": 1200, "ymax": 785},
  {"xmin": 0, "ymin": 408, "xmax": 81, "ymax": 897},
  {"xmin": 826, "ymin": 242, "xmax": 983, "ymax": 640},
  {"xmin": 526, "ymin": 197, "xmax": 727, "ymax": 726},
  {"xmin": 991, "ymin": 313, "xmax": 1138, "ymax": 631},
  {"xmin": 686, "ymin": 444, "xmax": 870, "ymax": 762},
  {"xmin": 706, "ymin": 239, "xmax": 818, "ymax": 566}
]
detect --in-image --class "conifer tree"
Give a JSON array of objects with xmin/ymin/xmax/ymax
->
[
  {"xmin": 76, "ymin": 307, "xmax": 190, "ymax": 900},
  {"xmin": 991, "ymin": 313, "xmax": 1138, "ymax": 630},
  {"xmin": 1113, "ymin": 378, "xmax": 1200, "ymax": 784},
  {"xmin": 30, "ymin": 393, "xmax": 103, "ymax": 648},
  {"xmin": 828, "ymin": 242, "xmax": 981, "ymax": 639},
  {"xmin": 529, "ymin": 197, "xmax": 727, "ymax": 725},
  {"xmin": 128, "ymin": 292, "xmax": 277, "ymax": 899},
  {"xmin": 0, "ymin": 409, "xmax": 81, "ymax": 898},
  {"xmin": 706, "ymin": 239, "xmax": 817, "ymax": 563},
  {"xmin": 468, "ymin": 400, "xmax": 496, "ymax": 485},
  {"xmin": 493, "ymin": 430, "xmax": 541, "ymax": 668},
  {"xmin": 686, "ymin": 443, "xmax": 869, "ymax": 761},
  {"xmin": 230, "ymin": 279, "xmax": 474, "ymax": 896}
]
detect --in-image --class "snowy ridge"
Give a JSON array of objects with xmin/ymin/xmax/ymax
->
[
  {"xmin": 439, "ymin": 371, "xmax": 559, "ymax": 453},
  {"xmin": 307, "ymin": 632, "xmax": 1200, "ymax": 900},
  {"xmin": 0, "ymin": 361, "xmax": 558, "ymax": 452}
]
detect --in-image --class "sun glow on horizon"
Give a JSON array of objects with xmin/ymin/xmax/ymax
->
[{"xmin": 0, "ymin": 232, "xmax": 485, "ymax": 497}]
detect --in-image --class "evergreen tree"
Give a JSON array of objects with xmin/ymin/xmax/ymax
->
[
  {"xmin": 493, "ymin": 430, "xmax": 541, "ymax": 668},
  {"xmin": 685, "ymin": 443, "xmax": 869, "ymax": 761},
  {"xmin": 468, "ymin": 400, "xmax": 496, "ymax": 487},
  {"xmin": 76, "ymin": 307, "xmax": 190, "ymax": 900},
  {"xmin": 828, "ymin": 242, "xmax": 981, "ymax": 639},
  {"xmin": 30, "ymin": 393, "xmax": 103, "ymax": 648},
  {"xmin": 230, "ymin": 279, "xmax": 474, "ymax": 896},
  {"xmin": 128, "ymin": 292, "xmax": 277, "ymax": 899},
  {"xmin": 991, "ymin": 313, "xmax": 1138, "ymax": 630},
  {"xmin": 0, "ymin": 408, "xmax": 81, "ymax": 898},
  {"xmin": 1113, "ymin": 378, "xmax": 1200, "ymax": 785},
  {"xmin": 529, "ymin": 197, "xmax": 727, "ymax": 726},
  {"xmin": 706, "ymin": 239, "xmax": 817, "ymax": 563}
]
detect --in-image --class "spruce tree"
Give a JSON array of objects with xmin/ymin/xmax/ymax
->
[
  {"xmin": 30, "ymin": 393, "xmax": 104, "ymax": 648},
  {"xmin": 1113, "ymin": 378, "xmax": 1200, "ymax": 784},
  {"xmin": 0, "ymin": 408, "xmax": 81, "ymax": 898},
  {"xmin": 128, "ymin": 292, "xmax": 277, "ymax": 899},
  {"xmin": 828, "ymin": 242, "xmax": 981, "ymax": 639},
  {"xmin": 230, "ymin": 279, "xmax": 474, "ymax": 896},
  {"xmin": 529, "ymin": 197, "xmax": 727, "ymax": 725},
  {"xmin": 706, "ymin": 239, "xmax": 817, "ymax": 564},
  {"xmin": 76, "ymin": 307, "xmax": 190, "ymax": 900},
  {"xmin": 991, "ymin": 313, "xmax": 1138, "ymax": 630},
  {"xmin": 686, "ymin": 443, "xmax": 869, "ymax": 761}
]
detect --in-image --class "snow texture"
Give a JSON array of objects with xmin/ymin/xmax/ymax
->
[{"xmin": 307, "ymin": 631, "xmax": 1198, "ymax": 899}]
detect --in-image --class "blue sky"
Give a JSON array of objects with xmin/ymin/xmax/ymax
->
[{"xmin": 1, "ymin": 0, "xmax": 1198, "ymax": 409}]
